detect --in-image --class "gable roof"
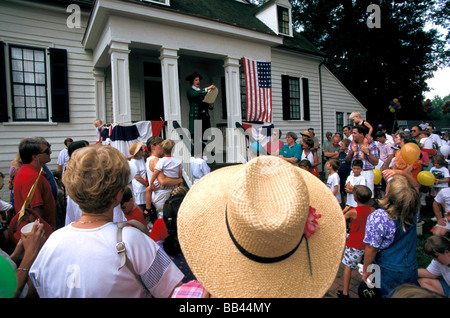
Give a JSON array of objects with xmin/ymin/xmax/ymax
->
[{"xmin": 31, "ymin": 0, "xmax": 325, "ymax": 57}]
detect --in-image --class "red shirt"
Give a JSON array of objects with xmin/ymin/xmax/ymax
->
[
  {"xmin": 346, "ymin": 206, "xmax": 372, "ymax": 250},
  {"xmin": 150, "ymin": 218, "xmax": 168, "ymax": 242},
  {"xmin": 13, "ymin": 164, "xmax": 57, "ymax": 229},
  {"xmin": 125, "ymin": 206, "xmax": 147, "ymax": 229}
]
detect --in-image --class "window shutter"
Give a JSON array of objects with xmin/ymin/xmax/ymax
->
[
  {"xmin": 49, "ymin": 48, "xmax": 69, "ymax": 122},
  {"xmin": 302, "ymin": 78, "xmax": 310, "ymax": 121},
  {"xmin": 281, "ymin": 75, "xmax": 290, "ymax": 120},
  {"xmin": 0, "ymin": 41, "xmax": 8, "ymax": 122}
]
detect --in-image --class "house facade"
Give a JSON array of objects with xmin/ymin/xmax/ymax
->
[{"xmin": 0, "ymin": 0, "xmax": 366, "ymax": 193}]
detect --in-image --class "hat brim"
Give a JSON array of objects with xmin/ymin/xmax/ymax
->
[{"xmin": 178, "ymin": 160, "xmax": 346, "ymax": 298}]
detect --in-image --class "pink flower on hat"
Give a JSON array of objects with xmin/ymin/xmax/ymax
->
[{"xmin": 304, "ymin": 207, "xmax": 321, "ymax": 239}]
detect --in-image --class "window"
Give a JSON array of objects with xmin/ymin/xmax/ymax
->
[
  {"xmin": 277, "ymin": 6, "xmax": 290, "ymax": 35},
  {"xmin": 0, "ymin": 42, "xmax": 69, "ymax": 123},
  {"xmin": 281, "ymin": 75, "xmax": 310, "ymax": 121},
  {"xmin": 240, "ymin": 71, "xmax": 246, "ymax": 119},
  {"xmin": 336, "ymin": 112, "xmax": 344, "ymax": 133},
  {"xmin": 10, "ymin": 46, "xmax": 48, "ymax": 121}
]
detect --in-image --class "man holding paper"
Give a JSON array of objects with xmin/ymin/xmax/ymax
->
[{"xmin": 185, "ymin": 72, "xmax": 216, "ymax": 138}]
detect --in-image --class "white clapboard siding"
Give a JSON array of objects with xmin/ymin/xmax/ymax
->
[{"xmin": 0, "ymin": 1, "xmax": 95, "ymax": 200}]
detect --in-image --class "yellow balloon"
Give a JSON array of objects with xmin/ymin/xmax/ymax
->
[
  {"xmin": 417, "ymin": 171, "xmax": 435, "ymax": 187},
  {"xmin": 393, "ymin": 98, "xmax": 398, "ymax": 103},
  {"xmin": 373, "ymin": 169, "xmax": 382, "ymax": 185},
  {"xmin": 400, "ymin": 143, "xmax": 420, "ymax": 165}
]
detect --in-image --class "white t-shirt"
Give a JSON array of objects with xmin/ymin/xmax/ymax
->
[
  {"xmin": 426, "ymin": 259, "xmax": 450, "ymax": 286},
  {"xmin": 29, "ymin": 223, "xmax": 184, "ymax": 298},
  {"xmin": 57, "ymin": 148, "xmax": 70, "ymax": 174},
  {"xmin": 190, "ymin": 156, "xmax": 210, "ymax": 184},
  {"xmin": 345, "ymin": 174, "xmax": 367, "ymax": 207},
  {"xmin": 430, "ymin": 166, "xmax": 450, "ymax": 188},
  {"xmin": 64, "ymin": 196, "xmax": 126, "ymax": 225},
  {"xmin": 129, "ymin": 158, "xmax": 147, "ymax": 205},
  {"xmin": 155, "ymin": 156, "xmax": 182, "ymax": 179},
  {"xmin": 435, "ymin": 187, "xmax": 450, "ymax": 210},
  {"xmin": 420, "ymin": 137, "xmax": 433, "ymax": 150},
  {"xmin": 326, "ymin": 172, "xmax": 341, "ymax": 203},
  {"xmin": 430, "ymin": 133, "xmax": 442, "ymax": 148}
]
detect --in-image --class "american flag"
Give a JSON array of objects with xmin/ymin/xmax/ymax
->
[{"xmin": 243, "ymin": 57, "xmax": 272, "ymax": 123}]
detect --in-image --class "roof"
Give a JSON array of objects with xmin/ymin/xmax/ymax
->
[{"xmin": 28, "ymin": 0, "xmax": 325, "ymax": 56}]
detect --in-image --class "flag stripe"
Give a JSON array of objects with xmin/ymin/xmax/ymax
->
[{"xmin": 243, "ymin": 57, "xmax": 272, "ymax": 123}]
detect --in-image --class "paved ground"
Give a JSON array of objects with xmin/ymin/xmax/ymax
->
[{"xmin": 325, "ymin": 263, "xmax": 363, "ymax": 298}]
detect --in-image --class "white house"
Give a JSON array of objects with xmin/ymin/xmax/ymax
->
[{"xmin": 0, "ymin": 0, "xmax": 366, "ymax": 195}]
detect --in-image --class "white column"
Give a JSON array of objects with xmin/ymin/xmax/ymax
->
[
  {"xmin": 223, "ymin": 57, "xmax": 245, "ymax": 163},
  {"xmin": 108, "ymin": 41, "xmax": 131, "ymax": 125},
  {"xmin": 159, "ymin": 47, "xmax": 181, "ymax": 134},
  {"xmin": 93, "ymin": 68, "xmax": 106, "ymax": 122}
]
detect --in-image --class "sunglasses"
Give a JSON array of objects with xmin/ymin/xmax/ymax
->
[{"xmin": 40, "ymin": 144, "xmax": 51, "ymax": 155}]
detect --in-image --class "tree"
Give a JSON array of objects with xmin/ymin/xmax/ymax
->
[{"xmin": 291, "ymin": 0, "xmax": 448, "ymax": 130}]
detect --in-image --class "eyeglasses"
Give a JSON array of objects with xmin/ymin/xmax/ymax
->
[
  {"xmin": 411, "ymin": 129, "xmax": 417, "ymax": 132},
  {"xmin": 40, "ymin": 145, "xmax": 51, "ymax": 155}
]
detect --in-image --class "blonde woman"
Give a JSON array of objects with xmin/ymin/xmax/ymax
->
[
  {"xmin": 29, "ymin": 144, "xmax": 183, "ymax": 298},
  {"xmin": 362, "ymin": 175, "xmax": 420, "ymax": 298}
]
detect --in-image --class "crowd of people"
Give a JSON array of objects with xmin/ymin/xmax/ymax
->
[{"xmin": 0, "ymin": 113, "xmax": 449, "ymax": 299}]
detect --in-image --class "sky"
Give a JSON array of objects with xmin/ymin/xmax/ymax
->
[{"xmin": 424, "ymin": 67, "xmax": 450, "ymax": 100}]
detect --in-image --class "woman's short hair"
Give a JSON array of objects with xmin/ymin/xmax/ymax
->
[{"xmin": 62, "ymin": 144, "xmax": 130, "ymax": 214}]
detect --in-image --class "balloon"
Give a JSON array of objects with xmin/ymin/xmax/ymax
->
[
  {"xmin": 0, "ymin": 256, "xmax": 17, "ymax": 298},
  {"xmin": 393, "ymin": 98, "xmax": 398, "ymax": 103},
  {"xmin": 417, "ymin": 171, "xmax": 435, "ymax": 187},
  {"xmin": 440, "ymin": 145, "xmax": 450, "ymax": 157},
  {"xmin": 401, "ymin": 143, "xmax": 420, "ymax": 165},
  {"xmin": 373, "ymin": 169, "xmax": 382, "ymax": 185}
]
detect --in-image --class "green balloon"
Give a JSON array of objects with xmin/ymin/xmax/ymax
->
[{"xmin": 0, "ymin": 256, "xmax": 17, "ymax": 298}]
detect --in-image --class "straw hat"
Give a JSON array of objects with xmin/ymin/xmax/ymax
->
[
  {"xmin": 178, "ymin": 156, "xmax": 346, "ymax": 298},
  {"xmin": 300, "ymin": 130, "xmax": 311, "ymax": 138},
  {"xmin": 129, "ymin": 141, "xmax": 143, "ymax": 157}
]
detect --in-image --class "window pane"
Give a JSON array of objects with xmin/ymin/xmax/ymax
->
[
  {"xmin": 35, "ymin": 61, "xmax": 45, "ymax": 73},
  {"xmin": 34, "ymin": 50, "xmax": 45, "ymax": 62},
  {"xmin": 36, "ymin": 86, "xmax": 46, "ymax": 96},
  {"xmin": 13, "ymin": 84, "xmax": 24, "ymax": 96},
  {"xmin": 35, "ymin": 73, "xmax": 46, "ymax": 84},
  {"xmin": 24, "ymin": 72, "xmax": 35, "ymax": 83},
  {"xmin": 26, "ymin": 108, "xmax": 36, "ymax": 119},
  {"xmin": 11, "ymin": 60, "xmax": 23, "ymax": 71},
  {"xmin": 25, "ymin": 85, "xmax": 35, "ymax": 96},
  {"xmin": 12, "ymin": 71, "xmax": 24, "ymax": 83},
  {"xmin": 15, "ymin": 107, "xmax": 25, "ymax": 119},
  {"xmin": 37, "ymin": 97, "xmax": 46, "ymax": 107},
  {"xmin": 14, "ymin": 96, "xmax": 25, "ymax": 107},
  {"xmin": 23, "ymin": 49, "xmax": 34, "ymax": 61},
  {"xmin": 24, "ymin": 60, "xmax": 34, "ymax": 72},
  {"xmin": 11, "ymin": 47, "xmax": 22, "ymax": 60},
  {"xmin": 37, "ymin": 107, "xmax": 47, "ymax": 119}
]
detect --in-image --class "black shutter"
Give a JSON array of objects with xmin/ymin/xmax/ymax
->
[
  {"xmin": 49, "ymin": 48, "xmax": 69, "ymax": 122},
  {"xmin": 281, "ymin": 74, "xmax": 290, "ymax": 120},
  {"xmin": 0, "ymin": 41, "xmax": 8, "ymax": 122},
  {"xmin": 302, "ymin": 78, "xmax": 310, "ymax": 121}
]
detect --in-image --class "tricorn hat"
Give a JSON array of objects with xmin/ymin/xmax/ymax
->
[{"xmin": 185, "ymin": 72, "xmax": 203, "ymax": 84}]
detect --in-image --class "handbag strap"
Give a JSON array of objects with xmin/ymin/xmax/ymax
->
[
  {"xmin": 116, "ymin": 220, "xmax": 149, "ymax": 291},
  {"xmin": 18, "ymin": 167, "xmax": 43, "ymax": 220}
]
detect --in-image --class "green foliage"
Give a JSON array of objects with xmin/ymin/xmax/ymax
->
[{"xmin": 291, "ymin": 0, "xmax": 449, "ymax": 127}]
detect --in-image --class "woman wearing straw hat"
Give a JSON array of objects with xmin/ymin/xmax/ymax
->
[
  {"xmin": 29, "ymin": 145, "xmax": 184, "ymax": 297},
  {"xmin": 177, "ymin": 155, "xmax": 347, "ymax": 298}
]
